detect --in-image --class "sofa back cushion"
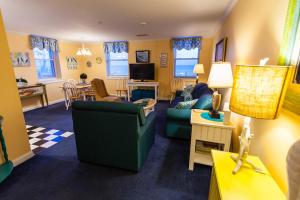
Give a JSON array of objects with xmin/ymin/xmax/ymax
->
[
  {"xmin": 191, "ymin": 83, "xmax": 213, "ymax": 99},
  {"xmin": 192, "ymin": 94, "xmax": 212, "ymax": 110},
  {"xmin": 72, "ymin": 101, "xmax": 146, "ymax": 125}
]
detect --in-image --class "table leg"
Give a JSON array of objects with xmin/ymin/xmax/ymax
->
[
  {"xmin": 127, "ymin": 85, "xmax": 131, "ymax": 102},
  {"xmin": 189, "ymin": 137, "xmax": 196, "ymax": 171},
  {"xmin": 40, "ymin": 95, "xmax": 45, "ymax": 107},
  {"xmin": 155, "ymin": 86, "xmax": 158, "ymax": 102}
]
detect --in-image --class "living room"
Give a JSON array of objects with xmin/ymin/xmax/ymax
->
[{"xmin": 0, "ymin": 0, "xmax": 300, "ymax": 199}]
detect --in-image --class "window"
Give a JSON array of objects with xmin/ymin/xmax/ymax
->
[
  {"xmin": 33, "ymin": 48, "xmax": 60, "ymax": 80},
  {"xmin": 106, "ymin": 51, "xmax": 129, "ymax": 77},
  {"xmin": 174, "ymin": 48, "xmax": 200, "ymax": 78}
]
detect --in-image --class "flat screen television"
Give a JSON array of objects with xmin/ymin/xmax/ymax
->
[{"xmin": 129, "ymin": 63, "xmax": 155, "ymax": 81}]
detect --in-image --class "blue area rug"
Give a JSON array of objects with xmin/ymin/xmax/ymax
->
[{"xmin": 0, "ymin": 101, "xmax": 211, "ymax": 200}]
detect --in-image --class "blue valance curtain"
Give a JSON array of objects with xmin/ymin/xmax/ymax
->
[
  {"xmin": 172, "ymin": 37, "xmax": 202, "ymax": 50},
  {"xmin": 29, "ymin": 35, "xmax": 59, "ymax": 52},
  {"xmin": 104, "ymin": 41, "xmax": 128, "ymax": 53}
]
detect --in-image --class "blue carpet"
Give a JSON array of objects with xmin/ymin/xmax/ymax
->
[{"xmin": 0, "ymin": 101, "xmax": 211, "ymax": 200}]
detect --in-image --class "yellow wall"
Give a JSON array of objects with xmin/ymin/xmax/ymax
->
[
  {"xmin": 82, "ymin": 38, "xmax": 213, "ymax": 99},
  {"xmin": 0, "ymin": 11, "xmax": 31, "ymax": 163},
  {"xmin": 7, "ymin": 32, "xmax": 84, "ymax": 110},
  {"xmin": 7, "ymin": 34, "xmax": 213, "ymax": 108},
  {"xmin": 214, "ymin": 0, "xmax": 299, "ymax": 194}
]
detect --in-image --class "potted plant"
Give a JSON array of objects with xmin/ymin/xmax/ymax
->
[{"xmin": 80, "ymin": 73, "xmax": 88, "ymax": 84}]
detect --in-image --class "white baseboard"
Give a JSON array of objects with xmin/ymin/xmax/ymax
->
[
  {"xmin": 23, "ymin": 98, "xmax": 65, "ymax": 112},
  {"xmin": 12, "ymin": 151, "xmax": 35, "ymax": 167}
]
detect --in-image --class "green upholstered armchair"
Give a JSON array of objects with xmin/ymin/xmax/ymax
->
[{"xmin": 72, "ymin": 101, "xmax": 156, "ymax": 171}]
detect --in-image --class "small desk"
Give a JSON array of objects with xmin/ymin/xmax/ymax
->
[
  {"xmin": 127, "ymin": 81, "xmax": 159, "ymax": 102},
  {"xmin": 189, "ymin": 109, "xmax": 235, "ymax": 169},
  {"xmin": 18, "ymin": 84, "xmax": 48, "ymax": 107},
  {"xmin": 209, "ymin": 150, "xmax": 285, "ymax": 200}
]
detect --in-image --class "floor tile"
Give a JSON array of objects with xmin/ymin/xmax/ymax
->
[
  {"xmin": 43, "ymin": 135, "xmax": 58, "ymax": 141},
  {"xmin": 61, "ymin": 132, "xmax": 73, "ymax": 137},
  {"xmin": 40, "ymin": 141, "xmax": 57, "ymax": 148},
  {"xmin": 45, "ymin": 129, "xmax": 59, "ymax": 135},
  {"xmin": 29, "ymin": 138, "xmax": 41, "ymax": 145}
]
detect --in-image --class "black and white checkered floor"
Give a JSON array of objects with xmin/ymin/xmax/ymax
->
[{"xmin": 26, "ymin": 125, "xmax": 74, "ymax": 154}]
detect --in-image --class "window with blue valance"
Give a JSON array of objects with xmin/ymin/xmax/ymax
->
[
  {"xmin": 104, "ymin": 41, "xmax": 129, "ymax": 77},
  {"xmin": 172, "ymin": 37, "xmax": 202, "ymax": 50},
  {"xmin": 172, "ymin": 37, "xmax": 202, "ymax": 78},
  {"xmin": 104, "ymin": 41, "xmax": 128, "ymax": 53},
  {"xmin": 29, "ymin": 35, "xmax": 59, "ymax": 52}
]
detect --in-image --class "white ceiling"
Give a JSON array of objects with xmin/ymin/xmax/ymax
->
[{"xmin": 0, "ymin": 0, "xmax": 237, "ymax": 42}]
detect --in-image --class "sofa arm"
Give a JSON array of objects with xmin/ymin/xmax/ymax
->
[
  {"xmin": 139, "ymin": 112, "xmax": 156, "ymax": 138},
  {"xmin": 166, "ymin": 108, "xmax": 191, "ymax": 121}
]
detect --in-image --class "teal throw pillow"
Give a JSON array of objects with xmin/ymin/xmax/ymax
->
[
  {"xmin": 192, "ymin": 94, "xmax": 212, "ymax": 110},
  {"xmin": 175, "ymin": 99, "xmax": 198, "ymax": 109},
  {"xmin": 181, "ymin": 85, "xmax": 194, "ymax": 101}
]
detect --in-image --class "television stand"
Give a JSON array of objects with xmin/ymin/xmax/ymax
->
[{"xmin": 127, "ymin": 81, "xmax": 159, "ymax": 102}]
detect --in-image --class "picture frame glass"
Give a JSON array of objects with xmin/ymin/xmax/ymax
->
[{"xmin": 136, "ymin": 50, "xmax": 150, "ymax": 63}]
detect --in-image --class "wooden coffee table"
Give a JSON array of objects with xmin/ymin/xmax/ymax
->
[{"xmin": 133, "ymin": 98, "xmax": 156, "ymax": 116}]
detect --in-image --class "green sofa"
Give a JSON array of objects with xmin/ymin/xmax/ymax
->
[
  {"xmin": 166, "ymin": 83, "xmax": 213, "ymax": 139},
  {"xmin": 72, "ymin": 101, "xmax": 156, "ymax": 171}
]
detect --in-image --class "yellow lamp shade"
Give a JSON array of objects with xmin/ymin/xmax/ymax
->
[
  {"xmin": 207, "ymin": 62, "xmax": 233, "ymax": 88},
  {"xmin": 193, "ymin": 64, "xmax": 204, "ymax": 74},
  {"xmin": 230, "ymin": 65, "xmax": 292, "ymax": 119}
]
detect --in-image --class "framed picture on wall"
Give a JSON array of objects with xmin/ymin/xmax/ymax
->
[
  {"xmin": 215, "ymin": 37, "xmax": 228, "ymax": 62},
  {"xmin": 136, "ymin": 50, "xmax": 150, "ymax": 63},
  {"xmin": 160, "ymin": 53, "xmax": 168, "ymax": 67},
  {"xmin": 294, "ymin": 51, "xmax": 300, "ymax": 84},
  {"xmin": 10, "ymin": 52, "xmax": 30, "ymax": 67}
]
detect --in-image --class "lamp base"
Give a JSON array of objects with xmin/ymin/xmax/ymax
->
[
  {"xmin": 231, "ymin": 117, "xmax": 264, "ymax": 174},
  {"xmin": 231, "ymin": 154, "xmax": 264, "ymax": 174},
  {"xmin": 209, "ymin": 110, "xmax": 220, "ymax": 119}
]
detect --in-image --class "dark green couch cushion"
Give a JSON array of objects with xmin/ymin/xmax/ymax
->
[
  {"xmin": 72, "ymin": 101, "xmax": 146, "ymax": 125},
  {"xmin": 192, "ymin": 94, "xmax": 212, "ymax": 110},
  {"xmin": 166, "ymin": 108, "xmax": 191, "ymax": 121}
]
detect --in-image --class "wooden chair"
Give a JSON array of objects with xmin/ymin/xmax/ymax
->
[
  {"xmin": 116, "ymin": 79, "xmax": 128, "ymax": 100},
  {"xmin": 63, "ymin": 82, "xmax": 83, "ymax": 110},
  {"xmin": 67, "ymin": 79, "xmax": 78, "ymax": 85},
  {"xmin": 91, "ymin": 79, "xmax": 122, "ymax": 102},
  {"xmin": 170, "ymin": 78, "xmax": 184, "ymax": 103}
]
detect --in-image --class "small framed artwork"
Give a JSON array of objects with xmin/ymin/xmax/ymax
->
[
  {"xmin": 66, "ymin": 57, "xmax": 78, "ymax": 70},
  {"xmin": 294, "ymin": 51, "xmax": 300, "ymax": 84},
  {"xmin": 136, "ymin": 50, "xmax": 150, "ymax": 63},
  {"xmin": 96, "ymin": 57, "xmax": 102, "ymax": 64},
  {"xmin": 10, "ymin": 52, "xmax": 30, "ymax": 67},
  {"xmin": 160, "ymin": 53, "xmax": 168, "ymax": 67},
  {"xmin": 215, "ymin": 37, "xmax": 228, "ymax": 62},
  {"xmin": 86, "ymin": 61, "xmax": 92, "ymax": 67}
]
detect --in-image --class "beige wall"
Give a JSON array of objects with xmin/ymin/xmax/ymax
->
[
  {"xmin": 82, "ymin": 38, "xmax": 213, "ymax": 99},
  {"xmin": 214, "ymin": 0, "xmax": 299, "ymax": 194},
  {"xmin": 0, "ymin": 11, "xmax": 31, "ymax": 163},
  {"xmin": 7, "ymin": 32, "xmax": 84, "ymax": 110}
]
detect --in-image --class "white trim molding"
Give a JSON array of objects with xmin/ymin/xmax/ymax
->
[
  {"xmin": 12, "ymin": 151, "xmax": 35, "ymax": 167},
  {"xmin": 23, "ymin": 98, "xmax": 65, "ymax": 112}
]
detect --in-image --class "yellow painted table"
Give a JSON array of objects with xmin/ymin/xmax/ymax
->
[{"xmin": 209, "ymin": 150, "xmax": 286, "ymax": 200}]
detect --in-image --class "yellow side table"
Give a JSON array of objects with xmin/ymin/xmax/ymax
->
[{"xmin": 209, "ymin": 150, "xmax": 286, "ymax": 200}]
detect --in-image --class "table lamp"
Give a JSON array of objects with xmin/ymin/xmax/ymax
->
[
  {"xmin": 193, "ymin": 64, "xmax": 204, "ymax": 84},
  {"xmin": 207, "ymin": 62, "xmax": 233, "ymax": 119},
  {"xmin": 229, "ymin": 64, "xmax": 292, "ymax": 174}
]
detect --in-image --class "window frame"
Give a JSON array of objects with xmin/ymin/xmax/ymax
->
[
  {"xmin": 105, "ymin": 51, "xmax": 129, "ymax": 78},
  {"xmin": 33, "ymin": 47, "xmax": 61, "ymax": 82},
  {"xmin": 173, "ymin": 47, "xmax": 200, "ymax": 78}
]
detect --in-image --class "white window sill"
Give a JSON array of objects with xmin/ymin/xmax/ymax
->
[
  {"xmin": 106, "ymin": 76, "xmax": 129, "ymax": 80},
  {"xmin": 38, "ymin": 79, "xmax": 64, "ymax": 84}
]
